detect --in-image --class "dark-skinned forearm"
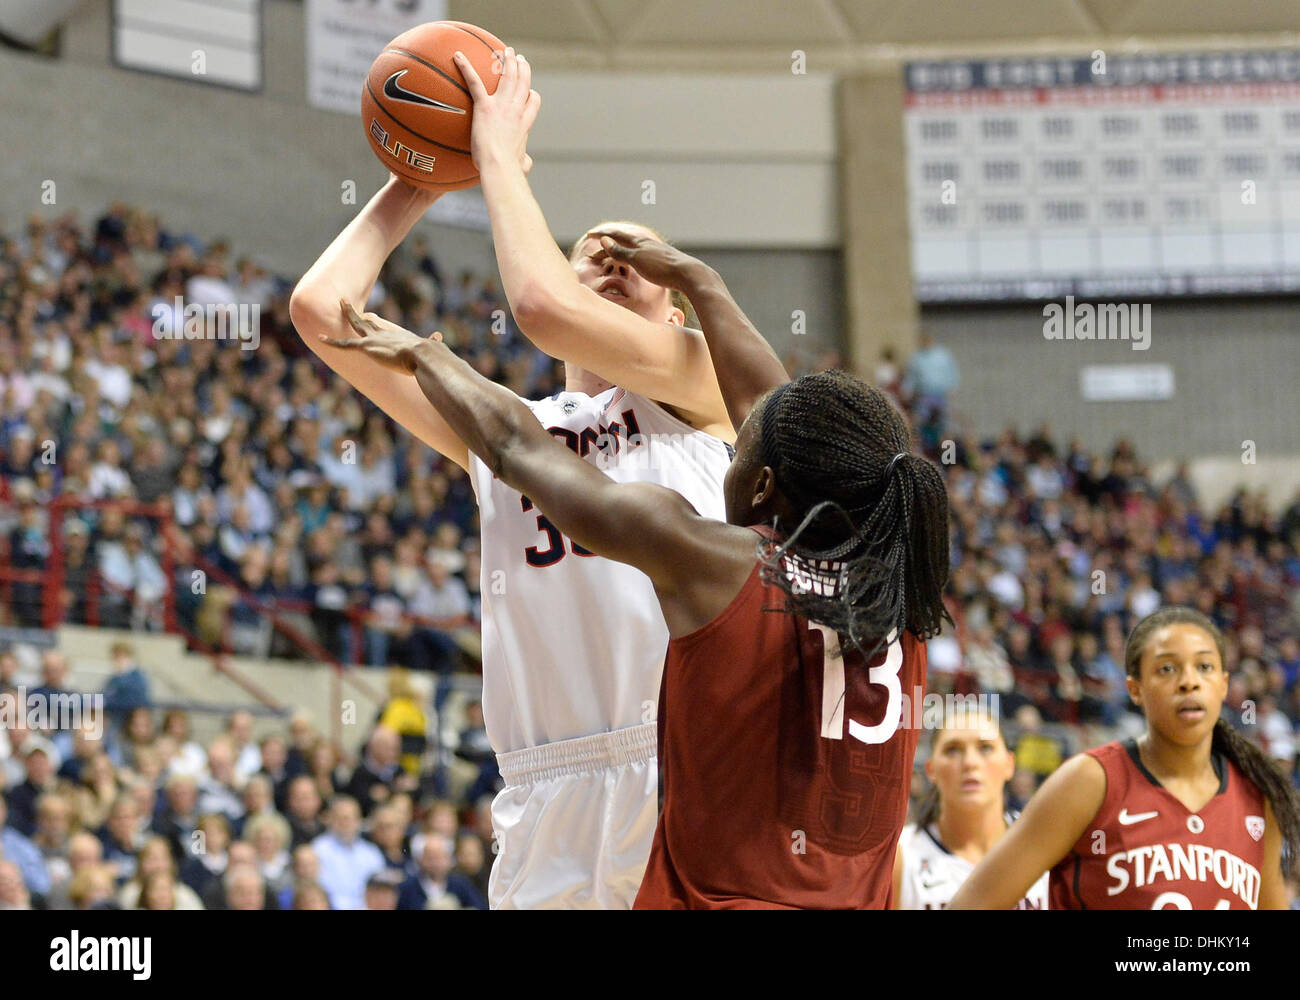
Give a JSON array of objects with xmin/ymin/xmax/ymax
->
[
  {"xmin": 408, "ymin": 339, "xmax": 553, "ymax": 484},
  {"xmin": 675, "ymin": 262, "xmax": 789, "ymax": 429}
]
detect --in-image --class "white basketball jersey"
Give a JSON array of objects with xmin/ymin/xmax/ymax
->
[
  {"xmin": 469, "ymin": 386, "xmax": 730, "ymax": 753},
  {"xmin": 897, "ymin": 814, "xmax": 1050, "ymax": 910}
]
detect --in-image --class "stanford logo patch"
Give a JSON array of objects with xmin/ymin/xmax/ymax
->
[{"xmin": 1245, "ymin": 815, "xmax": 1265, "ymax": 842}]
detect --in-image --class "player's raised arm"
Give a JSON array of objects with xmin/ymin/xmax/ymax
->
[
  {"xmin": 587, "ymin": 228, "xmax": 789, "ymax": 431},
  {"xmin": 947, "ymin": 753, "xmax": 1106, "ymax": 909},
  {"xmin": 452, "ymin": 48, "xmax": 731, "ymax": 431},
  {"xmin": 289, "ymin": 177, "xmax": 470, "ymax": 470},
  {"xmin": 321, "ymin": 303, "xmax": 730, "ymax": 601}
]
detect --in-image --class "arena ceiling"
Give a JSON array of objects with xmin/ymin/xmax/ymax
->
[{"xmin": 449, "ymin": 0, "xmax": 1300, "ymax": 66}]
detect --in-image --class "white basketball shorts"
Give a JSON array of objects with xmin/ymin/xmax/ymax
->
[{"xmin": 488, "ymin": 722, "xmax": 658, "ymax": 910}]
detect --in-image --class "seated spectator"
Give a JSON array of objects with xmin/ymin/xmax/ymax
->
[
  {"xmin": 59, "ymin": 719, "xmax": 113, "ymax": 785},
  {"xmin": 290, "ymin": 879, "xmax": 331, "ymax": 910},
  {"xmin": 280, "ymin": 844, "xmax": 322, "ymax": 910},
  {"xmin": 363, "ymin": 869, "xmax": 403, "ymax": 911},
  {"xmin": 407, "ymin": 560, "xmax": 470, "ymax": 685},
  {"xmin": 51, "ymin": 831, "xmax": 106, "ymax": 910},
  {"xmin": 160, "ymin": 709, "xmax": 207, "ymax": 778},
  {"xmin": 30, "ymin": 651, "xmax": 80, "ymax": 739},
  {"xmin": 227, "ymin": 710, "xmax": 264, "ymax": 785},
  {"xmin": 258, "ymin": 734, "xmax": 292, "ymax": 809},
  {"xmin": 0, "ymin": 794, "xmax": 49, "ymax": 904},
  {"xmin": 0, "ymin": 859, "xmax": 32, "ymax": 911},
  {"xmin": 153, "ymin": 773, "xmax": 200, "ymax": 860},
  {"xmin": 197, "ymin": 735, "xmax": 244, "ymax": 822},
  {"xmin": 234, "ymin": 774, "xmax": 276, "ymax": 838},
  {"xmin": 73, "ymin": 751, "xmax": 120, "ymax": 831},
  {"xmin": 363, "ymin": 555, "xmax": 412, "ymax": 668},
  {"xmin": 453, "ymin": 831, "xmax": 491, "ymax": 904},
  {"xmin": 178, "ymin": 813, "xmax": 232, "ymax": 900},
  {"xmin": 1011, "ymin": 705, "xmax": 1065, "ymax": 786},
  {"xmin": 283, "ymin": 775, "xmax": 325, "ymax": 849},
  {"xmin": 67, "ymin": 862, "xmax": 119, "ymax": 910},
  {"xmin": 5, "ymin": 742, "xmax": 62, "ymax": 836},
  {"xmin": 137, "ymin": 871, "xmax": 184, "ymax": 911},
  {"xmin": 455, "ymin": 701, "xmax": 500, "ymax": 805},
  {"xmin": 222, "ymin": 862, "xmax": 268, "ymax": 912},
  {"xmin": 306, "ymin": 739, "xmax": 346, "ymax": 805},
  {"xmin": 368, "ymin": 803, "xmax": 412, "ymax": 876},
  {"xmin": 97, "ymin": 792, "xmax": 145, "ymax": 885},
  {"xmin": 311, "ymin": 795, "xmax": 384, "ymax": 911},
  {"xmin": 245, "ymin": 812, "xmax": 293, "ymax": 898},
  {"xmin": 284, "ymin": 713, "xmax": 316, "ymax": 779},
  {"xmin": 118, "ymin": 836, "xmax": 204, "ymax": 910},
  {"xmin": 119, "ymin": 706, "xmax": 156, "ymax": 772},
  {"xmin": 30, "ymin": 793, "xmax": 74, "ymax": 900},
  {"xmin": 397, "ymin": 833, "xmax": 485, "ymax": 911}
]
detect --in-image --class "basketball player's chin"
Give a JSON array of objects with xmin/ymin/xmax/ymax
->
[{"xmin": 1166, "ymin": 703, "xmax": 1213, "ymax": 739}]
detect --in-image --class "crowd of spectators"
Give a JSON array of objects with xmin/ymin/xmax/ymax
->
[
  {"xmin": 876, "ymin": 336, "xmax": 1300, "ymax": 793},
  {"xmin": 1, "ymin": 643, "xmax": 495, "ymax": 910},
  {"xmin": 1, "ymin": 203, "xmax": 1299, "ymax": 910},
  {"xmin": 0, "ymin": 205, "xmax": 551, "ymax": 672}
]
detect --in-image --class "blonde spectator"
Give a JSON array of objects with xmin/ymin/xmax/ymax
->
[
  {"xmin": 245, "ymin": 812, "xmax": 293, "ymax": 895},
  {"xmin": 73, "ymin": 751, "xmax": 120, "ymax": 830},
  {"xmin": 0, "ymin": 860, "xmax": 32, "ymax": 910},
  {"xmin": 67, "ymin": 862, "xmax": 115, "ymax": 910}
]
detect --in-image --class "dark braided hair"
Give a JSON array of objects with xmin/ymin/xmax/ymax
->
[
  {"xmin": 755, "ymin": 370, "xmax": 951, "ymax": 657},
  {"xmin": 1124, "ymin": 606, "xmax": 1300, "ymax": 868}
]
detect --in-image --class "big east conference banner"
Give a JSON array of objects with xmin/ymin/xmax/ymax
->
[{"xmin": 903, "ymin": 51, "xmax": 1300, "ymax": 302}]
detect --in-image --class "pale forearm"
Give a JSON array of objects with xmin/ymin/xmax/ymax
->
[
  {"xmin": 477, "ymin": 155, "xmax": 581, "ymax": 317},
  {"xmin": 296, "ymin": 178, "xmax": 439, "ymax": 316}
]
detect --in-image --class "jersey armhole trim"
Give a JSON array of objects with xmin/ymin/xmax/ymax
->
[{"xmin": 616, "ymin": 388, "xmax": 732, "ymax": 452}]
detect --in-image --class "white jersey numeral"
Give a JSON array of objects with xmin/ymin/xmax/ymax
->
[
  {"xmin": 809, "ymin": 623, "xmax": 903, "ymax": 746},
  {"xmin": 1150, "ymin": 891, "xmax": 1231, "ymax": 910}
]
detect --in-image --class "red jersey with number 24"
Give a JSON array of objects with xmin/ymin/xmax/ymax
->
[
  {"xmin": 1048, "ymin": 740, "xmax": 1267, "ymax": 910},
  {"xmin": 633, "ymin": 538, "xmax": 927, "ymax": 909}
]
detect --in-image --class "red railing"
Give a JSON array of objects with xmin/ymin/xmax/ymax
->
[{"xmin": 0, "ymin": 491, "xmax": 482, "ymax": 745}]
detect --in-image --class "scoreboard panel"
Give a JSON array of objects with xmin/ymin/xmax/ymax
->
[{"xmin": 903, "ymin": 52, "xmax": 1300, "ymax": 301}]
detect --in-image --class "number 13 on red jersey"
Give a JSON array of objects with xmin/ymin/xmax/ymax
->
[{"xmin": 810, "ymin": 623, "xmax": 904, "ymax": 746}]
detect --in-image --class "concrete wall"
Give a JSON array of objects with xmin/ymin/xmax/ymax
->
[{"xmin": 923, "ymin": 298, "xmax": 1300, "ymax": 464}]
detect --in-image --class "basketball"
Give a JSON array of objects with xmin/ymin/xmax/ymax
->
[{"xmin": 361, "ymin": 20, "xmax": 506, "ymax": 191}]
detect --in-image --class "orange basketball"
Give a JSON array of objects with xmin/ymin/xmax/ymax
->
[{"xmin": 361, "ymin": 20, "xmax": 506, "ymax": 191}]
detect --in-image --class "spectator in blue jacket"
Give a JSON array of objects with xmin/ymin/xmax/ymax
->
[{"xmin": 101, "ymin": 641, "xmax": 150, "ymax": 732}]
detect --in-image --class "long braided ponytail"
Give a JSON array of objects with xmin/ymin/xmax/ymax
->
[{"xmin": 754, "ymin": 370, "xmax": 951, "ymax": 658}]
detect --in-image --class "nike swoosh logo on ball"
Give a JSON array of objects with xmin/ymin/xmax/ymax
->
[{"xmin": 383, "ymin": 70, "xmax": 466, "ymax": 113}]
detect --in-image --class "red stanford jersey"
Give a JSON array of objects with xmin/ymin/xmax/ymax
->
[
  {"xmin": 1049, "ymin": 740, "xmax": 1267, "ymax": 910},
  {"xmin": 634, "ymin": 552, "xmax": 927, "ymax": 909}
]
